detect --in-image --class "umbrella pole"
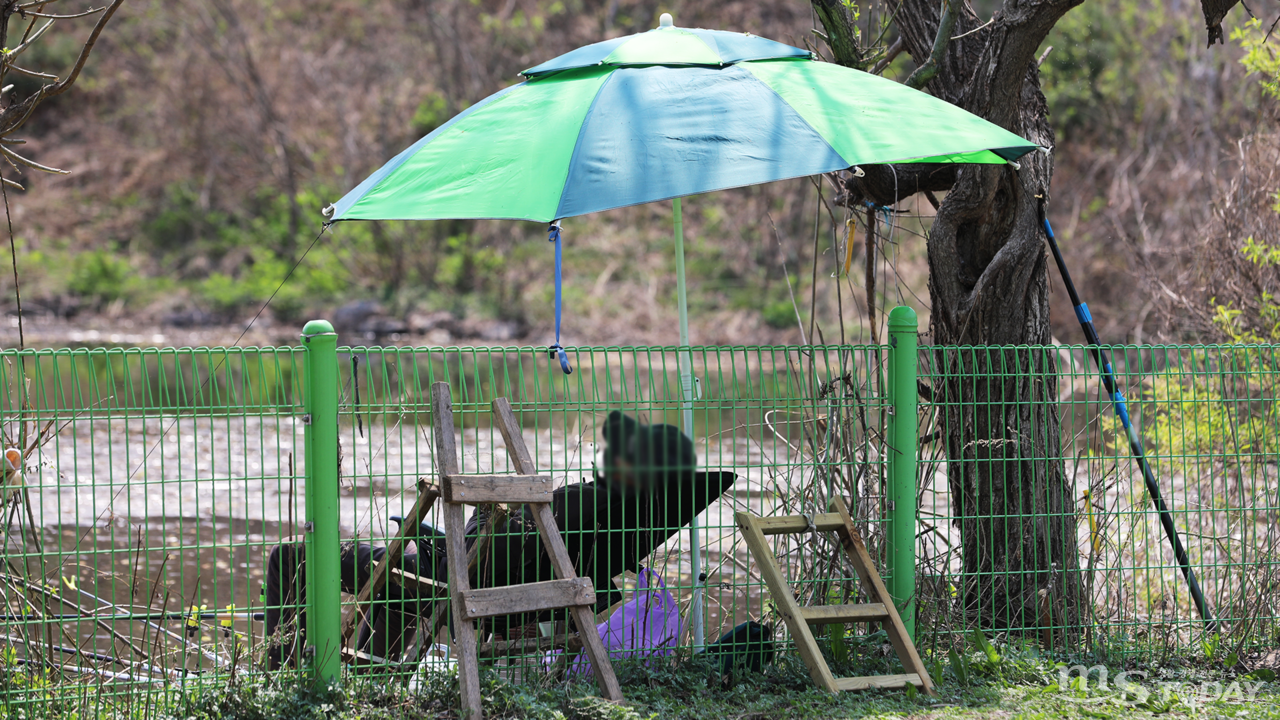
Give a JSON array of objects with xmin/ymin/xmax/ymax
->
[{"xmin": 673, "ymin": 197, "xmax": 705, "ymax": 649}]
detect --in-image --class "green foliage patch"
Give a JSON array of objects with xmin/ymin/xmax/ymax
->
[
  {"xmin": 2, "ymin": 642, "xmax": 1276, "ymax": 720},
  {"xmin": 1235, "ymin": 18, "xmax": 1280, "ymax": 100}
]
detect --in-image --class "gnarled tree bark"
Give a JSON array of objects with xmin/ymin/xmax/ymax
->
[{"xmin": 814, "ymin": 0, "xmax": 1087, "ymax": 636}]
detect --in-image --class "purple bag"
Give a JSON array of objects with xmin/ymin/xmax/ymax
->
[{"xmin": 546, "ymin": 567, "xmax": 682, "ymax": 675}]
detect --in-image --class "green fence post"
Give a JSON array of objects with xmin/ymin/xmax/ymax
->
[
  {"xmin": 886, "ymin": 306, "xmax": 919, "ymax": 639},
  {"xmin": 302, "ymin": 319, "xmax": 341, "ymax": 683}
]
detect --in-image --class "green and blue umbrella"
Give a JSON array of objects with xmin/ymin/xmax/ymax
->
[
  {"xmin": 326, "ymin": 14, "xmax": 1037, "ymax": 372},
  {"xmin": 326, "ymin": 14, "xmax": 1038, "ymax": 649},
  {"xmin": 329, "ymin": 17, "xmax": 1035, "ymax": 225}
]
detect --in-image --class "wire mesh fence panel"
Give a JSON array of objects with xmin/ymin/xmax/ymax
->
[
  {"xmin": 2, "ymin": 336, "xmax": 1277, "ymax": 709},
  {"xmin": 329, "ymin": 344, "xmax": 891, "ymax": 682},
  {"xmin": 916, "ymin": 343, "xmax": 1280, "ymax": 656},
  {"xmin": 0, "ymin": 346, "xmax": 308, "ymax": 705}
]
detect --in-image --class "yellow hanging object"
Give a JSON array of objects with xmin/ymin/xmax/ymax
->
[
  {"xmin": 186, "ymin": 604, "xmax": 204, "ymax": 638},
  {"xmin": 843, "ymin": 218, "xmax": 857, "ymax": 276},
  {"xmin": 1083, "ymin": 489, "xmax": 1102, "ymax": 557},
  {"xmin": 221, "ymin": 604, "xmax": 236, "ymax": 641}
]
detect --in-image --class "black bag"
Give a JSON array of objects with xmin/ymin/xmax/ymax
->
[{"xmin": 701, "ymin": 621, "xmax": 776, "ymax": 676}]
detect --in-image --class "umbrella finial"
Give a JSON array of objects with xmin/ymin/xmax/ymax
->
[{"xmin": 659, "ymin": 12, "xmax": 673, "ymax": 28}]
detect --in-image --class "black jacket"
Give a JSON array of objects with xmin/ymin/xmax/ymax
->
[{"xmin": 455, "ymin": 468, "xmax": 737, "ymax": 632}]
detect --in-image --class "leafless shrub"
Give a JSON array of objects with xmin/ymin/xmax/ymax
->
[{"xmin": 1156, "ymin": 132, "xmax": 1280, "ymax": 342}]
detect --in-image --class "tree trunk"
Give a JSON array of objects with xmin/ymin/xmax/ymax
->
[
  {"xmin": 814, "ymin": 0, "xmax": 1086, "ymax": 637},
  {"xmin": 922, "ymin": 66, "xmax": 1085, "ymax": 637}
]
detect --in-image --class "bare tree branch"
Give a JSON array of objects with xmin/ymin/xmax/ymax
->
[
  {"xmin": 808, "ymin": 0, "xmax": 866, "ymax": 68},
  {"xmin": 204, "ymin": 0, "xmax": 303, "ymax": 241},
  {"xmin": 19, "ymin": 7, "xmax": 105, "ymax": 20},
  {"xmin": 6, "ymin": 64, "xmax": 56, "ymax": 80},
  {"xmin": 870, "ymin": 37, "xmax": 903, "ymax": 75},
  {"xmin": 4, "ymin": 18, "xmax": 54, "ymax": 61},
  {"xmin": 47, "ymin": 0, "xmax": 126, "ymax": 97},
  {"xmin": 0, "ymin": 0, "xmax": 126, "ymax": 352},
  {"xmin": 0, "ymin": 144, "xmax": 68, "ymax": 174},
  {"xmin": 905, "ymin": 0, "xmax": 961, "ymax": 89},
  {"xmin": 15, "ymin": 1, "xmax": 69, "ymax": 10}
]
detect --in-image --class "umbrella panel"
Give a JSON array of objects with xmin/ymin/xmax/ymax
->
[{"xmin": 555, "ymin": 64, "xmax": 846, "ymax": 219}]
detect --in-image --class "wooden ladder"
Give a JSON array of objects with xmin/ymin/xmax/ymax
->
[
  {"xmin": 735, "ymin": 497, "xmax": 936, "ymax": 696},
  {"xmin": 338, "ymin": 476, "xmax": 443, "ymax": 667},
  {"xmin": 432, "ymin": 382, "xmax": 623, "ymax": 719}
]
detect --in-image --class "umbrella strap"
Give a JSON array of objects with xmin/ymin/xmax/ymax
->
[
  {"xmin": 861, "ymin": 200, "xmax": 903, "ymax": 216},
  {"xmin": 548, "ymin": 221, "xmax": 573, "ymax": 375}
]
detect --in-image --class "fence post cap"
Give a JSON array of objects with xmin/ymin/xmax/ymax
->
[
  {"xmin": 887, "ymin": 306, "xmax": 918, "ymax": 331},
  {"xmin": 301, "ymin": 319, "xmax": 336, "ymax": 338}
]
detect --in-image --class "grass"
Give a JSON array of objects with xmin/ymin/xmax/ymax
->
[{"xmin": 3, "ymin": 639, "xmax": 1278, "ymax": 719}]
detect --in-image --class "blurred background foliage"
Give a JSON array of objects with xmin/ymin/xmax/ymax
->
[{"xmin": 0, "ymin": 0, "xmax": 1273, "ymax": 346}]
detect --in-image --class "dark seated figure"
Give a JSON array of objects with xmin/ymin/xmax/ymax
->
[{"xmin": 264, "ymin": 411, "xmax": 737, "ymax": 668}]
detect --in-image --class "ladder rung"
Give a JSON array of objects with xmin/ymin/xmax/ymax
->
[
  {"xmin": 460, "ymin": 578, "xmax": 596, "ymax": 620},
  {"xmin": 799, "ymin": 603, "xmax": 889, "ymax": 625},
  {"xmin": 477, "ymin": 632, "xmax": 583, "ymax": 658},
  {"xmin": 754, "ymin": 513, "xmax": 847, "ymax": 535},
  {"xmin": 443, "ymin": 473, "xmax": 555, "ymax": 503},
  {"xmin": 341, "ymin": 648, "xmax": 401, "ymax": 667},
  {"xmin": 834, "ymin": 673, "xmax": 921, "ymax": 691},
  {"xmin": 390, "ymin": 567, "xmax": 448, "ymax": 595}
]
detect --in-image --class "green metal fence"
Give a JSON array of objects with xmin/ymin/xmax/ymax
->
[
  {"xmin": 914, "ymin": 342, "xmax": 1280, "ymax": 656},
  {"xmin": 0, "ymin": 314, "xmax": 1276, "ymax": 706},
  {"xmin": 319, "ymin": 331, "xmax": 900, "ymax": 684}
]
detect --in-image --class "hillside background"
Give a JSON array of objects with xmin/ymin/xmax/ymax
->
[{"xmin": 0, "ymin": 0, "xmax": 1275, "ymax": 349}]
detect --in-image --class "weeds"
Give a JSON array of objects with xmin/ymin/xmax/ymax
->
[{"xmin": 0, "ymin": 626, "xmax": 1276, "ymax": 718}]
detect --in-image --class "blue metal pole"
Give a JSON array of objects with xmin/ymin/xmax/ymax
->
[{"xmin": 1039, "ymin": 206, "xmax": 1214, "ymax": 631}]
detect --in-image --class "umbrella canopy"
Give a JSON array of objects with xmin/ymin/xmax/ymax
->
[{"xmin": 327, "ymin": 21, "xmax": 1036, "ymax": 224}]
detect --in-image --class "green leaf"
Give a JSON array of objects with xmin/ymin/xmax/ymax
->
[
  {"xmin": 1201, "ymin": 633, "xmax": 1220, "ymax": 661},
  {"xmin": 828, "ymin": 624, "xmax": 849, "ymax": 666},
  {"xmin": 971, "ymin": 629, "xmax": 1000, "ymax": 665},
  {"xmin": 1247, "ymin": 668, "xmax": 1276, "ymax": 682},
  {"xmin": 947, "ymin": 645, "xmax": 970, "ymax": 686}
]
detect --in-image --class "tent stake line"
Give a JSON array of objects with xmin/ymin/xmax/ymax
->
[{"xmin": 1040, "ymin": 205, "xmax": 1215, "ymax": 632}]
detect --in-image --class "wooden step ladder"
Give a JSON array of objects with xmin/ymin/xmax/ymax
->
[
  {"xmin": 338, "ymin": 476, "xmax": 442, "ymax": 667},
  {"xmin": 735, "ymin": 497, "xmax": 936, "ymax": 696},
  {"xmin": 432, "ymin": 382, "xmax": 623, "ymax": 719}
]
